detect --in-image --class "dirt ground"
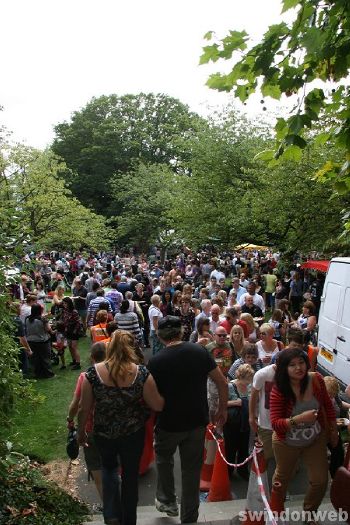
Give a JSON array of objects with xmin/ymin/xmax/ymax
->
[{"xmin": 40, "ymin": 458, "xmax": 84, "ymax": 500}]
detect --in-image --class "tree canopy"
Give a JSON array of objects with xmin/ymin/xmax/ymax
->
[
  {"xmin": 105, "ymin": 109, "xmax": 347, "ymax": 254},
  {"xmin": 52, "ymin": 93, "xmax": 204, "ymax": 215},
  {"xmin": 171, "ymin": 112, "xmax": 346, "ymax": 252},
  {"xmin": 0, "ymin": 144, "xmax": 111, "ymax": 252},
  {"xmin": 110, "ymin": 162, "xmax": 178, "ymax": 251}
]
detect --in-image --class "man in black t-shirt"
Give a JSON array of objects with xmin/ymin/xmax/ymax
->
[
  {"xmin": 241, "ymin": 295, "xmax": 264, "ymax": 318},
  {"xmin": 148, "ymin": 316, "xmax": 227, "ymax": 523}
]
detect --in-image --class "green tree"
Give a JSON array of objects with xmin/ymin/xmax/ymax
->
[
  {"xmin": 0, "ymin": 128, "xmax": 38, "ymax": 441},
  {"xmin": 200, "ymin": 0, "xmax": 350, "ymax": 215},
  {"xmin": 2, "ymin": 145, "xmax": 111, "ymax": 252},
  {"xmin": 52, "ymin": 93, "xmax": 204, "ymax": 215},
  {"xmin": 173, "ymin": 110, "xmax": 346, "ymax": 252},
  {"xmin": 172, "ymin": 113, "xmax": 271, "ymax": 247},
  {"xmin": 111, "ymin": 163, "xmax": 178, "ymax": 252}
]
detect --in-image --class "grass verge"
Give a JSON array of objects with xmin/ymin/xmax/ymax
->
[{"xmin": 8, "ymin": 336, "xmax": 91, "ymax": 463}]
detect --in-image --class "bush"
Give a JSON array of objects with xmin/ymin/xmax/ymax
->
[{"xmin": 0, "ymin": 448, "xmax": 89, "ymax": 525}]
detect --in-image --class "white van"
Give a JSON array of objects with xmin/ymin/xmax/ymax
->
[{"xmin": 317, "ymin": 257, "xmax": 350, "ymax": 389}]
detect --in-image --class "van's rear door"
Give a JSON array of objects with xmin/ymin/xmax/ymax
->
[{"xmin": 318, "ymin": 260, "xmax": 350, "ymax": 386}]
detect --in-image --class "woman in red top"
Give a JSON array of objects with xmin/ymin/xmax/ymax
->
[{"xmin": 270, "ymin": 347, "xmax": 337, "ymax": 520}]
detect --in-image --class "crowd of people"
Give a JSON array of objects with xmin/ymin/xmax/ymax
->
[{"xmin": 7, "ymin": 248, "xmax": 350, "ymax": 525}]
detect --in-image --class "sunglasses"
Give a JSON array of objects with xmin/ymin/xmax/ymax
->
[{"xmin": 216, "ymin": 334, "xmax": 227, "ymax": 338}]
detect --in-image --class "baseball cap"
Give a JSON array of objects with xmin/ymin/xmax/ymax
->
[{"xmin": 158, "ymin": 316, "xmax": 182, "ymax": 330}]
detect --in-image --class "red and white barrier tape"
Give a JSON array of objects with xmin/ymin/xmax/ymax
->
[
  {"xmin": 208, "ymin": 426, "xmax": 256, "ymax": 468},
  {"xmin": 209, "ymin": 426, "xmax": 278, "ymax": 525},
  {"xmin": 252, "ymin": 448, "xmax": 278, "ymax": 525}
]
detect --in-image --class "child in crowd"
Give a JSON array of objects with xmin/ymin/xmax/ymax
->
[
  {"xmin": 53, "ymin": 320, "xmax": 67, "ymax": 370},
  {"xmin": 268, "ymin": 308, "xmax": 286, "ymax": 342}
]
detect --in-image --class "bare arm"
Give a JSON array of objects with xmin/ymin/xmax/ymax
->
[
  {"xmin": 143, "ymin": 374, "xmax": 164, "ymax": 412},
  {"xmin": 228, "ymin": 398, "xmax": 242, "ymax": 407},
  {"xmin": 68, "ymin": 393, "xmax": 80, "ymax": 420},
  {"xmin": 208, "ymin": 367, "xmax": 228, "ymax": 427},
  {"xmin": 307, "ymin": 315, "xmax": 317, "ymax": 332},
  {"xmin": 19, "ymin": 336, "xmax": 32, "ymax": 356},
  {"xmin": 249, "ymin": 386, "xmax": 259, "ymax": 434},
  {"xmin": 77, "ymin": 377, "xmax": 94, "ymax": 445},
  {"xmin": 153, "ymin": 316, "xmax": 159, "ymax": 333}
]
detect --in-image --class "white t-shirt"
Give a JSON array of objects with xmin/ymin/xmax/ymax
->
[
  {"xmin": 209, "ymin": 317, "xmax": 221, "ymax": 333},
  {"xmin": 256, "ymin": 340, "xmax": 280, "ymax": 366},
  {"xmin": 20, "ymin": 304, "xmax": 32, "ymax": 323},
  {"xmin": 252, "ymin": 364, "xmax": 276, "ymax": 430},
  {"xmin": 148, "ymin": 305, "xmax": 163, "ymax": 332}
]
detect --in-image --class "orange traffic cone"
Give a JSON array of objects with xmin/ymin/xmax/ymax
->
[
  {"xmin": 139, "ymin": 413, "xmax": 155, "ymax": 475},
  {"xmin": 242, "ymin": 444, "xmax": 269, "ymax": 524},
  {"xmin": 200, "ymin": 424, "xmax": 217, "ymax": 491},
  {"xmin": 207, "ymin": 438, "xmax": 232, "ymax": 502}
]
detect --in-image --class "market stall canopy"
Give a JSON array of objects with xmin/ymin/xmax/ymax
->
[
  {"xmin": 235, "ymin": 243, "xmax": 270, "ymax": 251},
  {"xmin": 300, "ymin": 260, "xmax": 330, "ymax": 273}
]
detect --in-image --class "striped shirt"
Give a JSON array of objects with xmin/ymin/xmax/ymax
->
[
  {"xmin": 114, "ymin": 312, "xmax": 142, "ymax": 340},
  {"xmin": 87, "ymin": 297, "xmax": 112, "ymax": 327}
]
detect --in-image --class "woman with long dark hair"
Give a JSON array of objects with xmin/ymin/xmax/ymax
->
[
  {"xmin": 160, "ymin": 290, "xmax": 174, "ymax": 317},
  {"xmin": 62, "ymin": 297, "xmax": 82, "ymax": 370},
  {"xmin": 270, "ymin": 347, "xmax": 338, "ymax": 521},
  {"xmin": 25, "ymin": 304, "xmax": 55, "ymax": 378},
  {"xmin": 77, "ymin": 330, "xmax": 164, "ymax": 525},
  {"xmin": 174, "ymin": 294, "xmax": 195, "ymax": 341}
]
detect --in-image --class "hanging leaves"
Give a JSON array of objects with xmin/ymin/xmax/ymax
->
[{"xmin": 202, "ymin": 0, "xmax": 350, "ymax": 231}]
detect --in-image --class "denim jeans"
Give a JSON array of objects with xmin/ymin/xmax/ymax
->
[
  {"xmin": 95, "ymin": 427, "xmax": 145, "ymax": 525},
  {"xmin": 154, "ymin": 426, "xmax": 206, "ymax": 523},
  {"xmin": 150, "ymin": 331, "xmax": 165, "ymax": 355}
]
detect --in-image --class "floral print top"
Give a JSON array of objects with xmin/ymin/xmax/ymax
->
[
  {"xmin": 85, "ymin": 364, "xmax": 150, "ymax": 439},
  {"xmin": 174, "ymin": 308, "xmax": 195, "ymax": 341}
]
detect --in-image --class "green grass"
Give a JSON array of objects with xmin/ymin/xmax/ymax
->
[{"xmin": 8, "ymin": 336, "xmax": 91, "ymax": 463}]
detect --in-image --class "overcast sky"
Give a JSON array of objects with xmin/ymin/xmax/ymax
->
[{"xmin": 1, "ymin": 0, "xmax": 284, "ymax": 149}]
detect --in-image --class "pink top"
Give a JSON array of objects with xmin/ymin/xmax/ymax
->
[{"xmin": 75, "ymin": 372, "xmax": 94, "ymax": 433}]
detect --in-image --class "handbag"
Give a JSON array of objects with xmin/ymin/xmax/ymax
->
[
  {"xmin": 66, "ymin": 427, "xmax": 79, "ymax": 460},
  {"xmin": 330, "ymin": 445, "xmax": 350, "ymax": 523}
]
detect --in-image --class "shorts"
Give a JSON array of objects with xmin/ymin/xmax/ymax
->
[{"xmin": 83, "ymin": 433, "xmax": 101, "ymax": 471}]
